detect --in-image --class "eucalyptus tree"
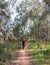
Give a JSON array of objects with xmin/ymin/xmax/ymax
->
[
  {"xmin": 45, "ymin": 0, "xmax": 50, "ymax": 6},
  {"xmin": 0, "ymin": 1, "xmax": 10, "ymax": 30},
  {"xmin": 0, "ymin": 0, "xmax": 11, "ymax": 42},
  {"xmin": 0, "ymin": 0, "xmax": 50, "ymax": 43},
  {"xmin": 29, "ymin": 0, "xmax": 50, "ymax": 48},
  {"xmin": 44, "ymin": 0, "xmax": 50, "ymax": 42},
  {"xmin": 13, "ymin": 0, "xmax": 35, "ymax": 38}
]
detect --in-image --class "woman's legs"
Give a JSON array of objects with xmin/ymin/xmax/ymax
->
[{"xmin": 22, "ymin": 43, "xmax": 25, "ymax": 49}]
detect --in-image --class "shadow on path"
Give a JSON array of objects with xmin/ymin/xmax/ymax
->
[{"xmin": 9, "ymin": 49, "xmax": 34, "ymax": 65}]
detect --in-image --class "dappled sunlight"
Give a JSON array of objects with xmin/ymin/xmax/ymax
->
[{"xmin": 10, "ymin": 47, "xmax": 33, "ymax": 65}]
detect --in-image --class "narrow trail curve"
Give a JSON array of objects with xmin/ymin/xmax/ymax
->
[{"xmin": 9, "ymin": 49, "xmax": 34, "ymax": 65}]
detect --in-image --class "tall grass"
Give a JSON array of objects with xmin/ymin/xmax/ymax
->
[
  {"xmin": 0, "ymin": 41, "xmax": 21, "ymax": 65},
  {"xmin": 28, "ymin": 41, "xmax": 50, "ymax": 65}
]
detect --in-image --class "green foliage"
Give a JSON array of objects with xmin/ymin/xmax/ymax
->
[
  {"xmin": 0, "ymin": 41, "xmax": 21, "ymax": 65},
  {"xmin": 34, "ymin": 53, "xmax": 44, "ymax": 60},
  {"xmin": 29, "ymin": 42, "xmax": 50, "ymax": 65},
  {"xmin": 28, "ymin": 41, "xmax": 37, "ymax": 49},
  {"xmin": 30, "ymin": 49, "xmax": 50, "ymax": 61},
  {"xmin": 4, "ymin": 41, "xmax": 21, "ymax": 51},
  {"xmin": 7, "ymin": 53, "xmax": 14, "ymax": 59},
  {"xmin": 28, "ymin": 39, "xmax": 35, "ymax": 43},
  {"xmin": 11, "ymin": 43, "xmax": 21, "ymax": 51},
  {"xmin": 40, "ymin": 49, "xmax": 50, "ymax": 55},
  {"xmin": 0, "ymin": 44, "xmax": 13, "ymax": 65},
  {"xmin": 0, "ymin": 45, "xmax": 4, "ymax": 55}
]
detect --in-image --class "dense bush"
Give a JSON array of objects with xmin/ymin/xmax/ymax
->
[
  {"xmin": 40, "ymin": 49, "xmax": 50, "ymax": 55},
  {"xmin": 28, "ymin": 39, "xmax": 35, "ymax": 43},
  {"xmin": 0, "ymin": 41, "xmax": 21, "ymax": 65},
  {"xmin": 30, "ymin": 48, "xmax": 50, "ymax": 61},
  {"xmin": 0, "ymin": 44, "xmax": 14, "ymax": 65},
  {"xmin": 4, "ymin": 41, "xmax": 21, "ymax": 51}
]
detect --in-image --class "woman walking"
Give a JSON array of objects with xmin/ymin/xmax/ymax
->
[{"xmin": 22, "ymin": 38, "xmax": 26, "ymax": 49}]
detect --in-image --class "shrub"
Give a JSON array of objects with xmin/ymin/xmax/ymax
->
[
  {"xmin": 28, "ymin": 39, "xmax": 35, "ymax": 43},
  {"xmin": 40, "ymin": 49, "xmax": 50, "ymax": 55},
  {"xmin": 7, "ymin": 53, "xmax": 14, "ymax": 59}
]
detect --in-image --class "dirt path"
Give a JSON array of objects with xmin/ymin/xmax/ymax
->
[{"xmin": 9, "ymin": 49, "xmax": 34, "ymax": 65}]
